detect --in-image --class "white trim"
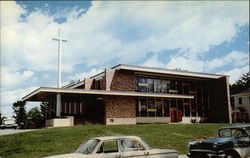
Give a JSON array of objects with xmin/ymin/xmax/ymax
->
[
  {"xmin": 68, "ymin": 80, "xmax": 85, "ymax": 89},
  {"xmin": 22, "ymin": 87, "xmax": 194, "ymax": 101},
  {"xmin": 90, "ymin": 71, "xmax": 105, "ymax": 80},
  {"xmin": 113, "ymin": 64, "xmax": 225, "ymax": 79},
  {"xmin": 231, "ymin": 93, "xmax": 250, "ymax": 97}
]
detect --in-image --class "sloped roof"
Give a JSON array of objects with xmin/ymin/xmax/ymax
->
[{"xmin": 112, "ymin": 64, "xmax": 226, "ymax": 79}]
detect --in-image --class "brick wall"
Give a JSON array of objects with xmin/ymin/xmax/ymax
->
[
  {"xmin": 100, "ymin": 77, "xmax": 106, "ymax": 90},
  {"xmin": 110, "ymin": 70, "xmax": 135, "ymax": 91},
  {"xmin": 104, "ymin": 96, "xmax": 136, "ymax": 118}
]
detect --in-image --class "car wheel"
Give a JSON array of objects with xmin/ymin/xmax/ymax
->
[{"xmin": 225, "ymin": 151, "xmax": 240, "ymax": 158}]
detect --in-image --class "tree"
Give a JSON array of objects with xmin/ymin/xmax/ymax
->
[
  {"xmin": 0, "ymin": 113, "xmax": 2, "ymax": 124},
  {"xmin": 27, "ymin": 107, "xmax": 43, "ymax": 128},
  {"xmin": 40, "ymin": 101, "xmax": 48, "ymax": 122},
  {"xmin": 230, "ymin": 72, "xmax": 250, "ymax": 94},
  {"xmin": 0, "ymin": 113, "xmax": 6, "ymax": 125},
  {"xmin": 12, "ymin": 101, "xmax": 27, "ymax": 125}
]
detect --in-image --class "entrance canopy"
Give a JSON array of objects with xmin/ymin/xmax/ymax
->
[{"xmin": 22, "ymin": 87, "xmax": 194, "ymax": 102}]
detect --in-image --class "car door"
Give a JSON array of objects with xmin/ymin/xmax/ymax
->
[
  {"xmin": 120, "ymin": 139, "xmax": 149, "ymax": 158},
  {"xmin": 94, "ymin": 140, "xmax": 122, "ymax": 158}
]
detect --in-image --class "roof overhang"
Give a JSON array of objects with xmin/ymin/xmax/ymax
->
[
  {"xmin": 22, "ymin": 87, "xmax": 194, "ymax": 102},
  {"xmin": 112, "ymin": 64, "xmax": 225, "ymax": 79}
]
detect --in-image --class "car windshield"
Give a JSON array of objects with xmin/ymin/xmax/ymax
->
[
  {"xmin": 3, "ymin": 119, "xmax": 15, "ymax": 124},
  {"xmin": 218, "ymin": 128, "xmax": 248, "ymax": 138},
  {"xmin": 139, "ymin": 138, "xmax": 151, "ymax": 150},
  {"xmin": 76, "ymin": 139, "xmax": 100, "ymax": 154}
]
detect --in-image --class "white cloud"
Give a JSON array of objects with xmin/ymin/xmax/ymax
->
[
  {"xmin": 68, "ymin": 68, "xmax": 103, "ymax": 81},
  {"xmin": 1, "ymin": 67, "xmax": 34, "ymax": 88},
  {"xmin": 1, "ymin": 87, "xmax": 38, "ymax": 105},
  {"xmin": 142, "ymin": 54, "xmax": 165, "ymax": 68},
  {"xmin": 166, "ymin": 56, "xmax": 205, "ymax": 72},
  {"xmin": 0, "ymin": 87, "xmax": 39, "ymax": 117},
  {"xmin": 141, "ymin": 50, "xmax": 249, "ymax": 84},
  {"xmin": 206, "ymin": 51, "xmax": 248, "ymax": 71},
  {"xmin": 1, "ymin": 1, "xmax": 249, "ymax": 73},
  {"xmin": 221, "ymin": 65, "xmax": 249, "ymax": 83}
]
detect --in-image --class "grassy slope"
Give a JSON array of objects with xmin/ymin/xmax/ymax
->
[{"xmin": 0, "ymin": 124, "xmax": 229, "ymax": 158}]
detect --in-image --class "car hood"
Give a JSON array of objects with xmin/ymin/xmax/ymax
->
[
  {"xmin": 200, "ymin": 137, "xmax": 235, "ymax": 144},
  {"xmin": 150, "ymin": 148, "xmax": 178, "ymax": 154},
  {"xmin": 44, "ymin": 153, "xmax": 86, "ymax": 158}
]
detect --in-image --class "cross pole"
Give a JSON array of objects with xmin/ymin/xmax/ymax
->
[{"xmin": 52, "ymin": 28, "xmax": 67, "ymax": 117}]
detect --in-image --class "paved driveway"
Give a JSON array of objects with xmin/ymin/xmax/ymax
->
[
  {"xmin": 0, "ymin": 129, "xmax": 36, "ymax": 136},
  {"xmin": 179, "ymin": 154, "xmax": 188, "ymax": 158}
]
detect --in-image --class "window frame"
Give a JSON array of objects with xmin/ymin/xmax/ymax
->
[
  {"xmin": 119, "ymin": 139, "xmax": 146, "ymax": 152},
  {"xmin": 95, "ymin": 139, "xmax": 120, "ymax": 154}
]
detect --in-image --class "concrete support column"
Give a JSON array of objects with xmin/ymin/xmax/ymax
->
[
  {"xmin": 56, "ymin": 93, "xmax": 61, "ymax": 117},
  {"xmin": 226, "ymin": 76, "xmax": 232, "ymax": 123},
  {"xmin": 105, "ymin": 69, "xmax": 115, "ymax": 90},
  {"xmin": 84, "ymin": 78, "xmax": 94, "ymax": 90}
]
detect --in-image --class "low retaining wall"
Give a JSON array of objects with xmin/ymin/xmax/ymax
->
[
  {"xmin": 181, "ymin": 117, "xmax": 207, "ymax": 123},
  {"xmin": 136, "ymin": 117, "xmax": 170, "ymax": 124},
  {"xmin": 46, "ymin": 116, "xmax": 74, "ymax": 127},
  {"xmin": 106, "ymin": 118, "xmax": 136, "ymax": 125}
]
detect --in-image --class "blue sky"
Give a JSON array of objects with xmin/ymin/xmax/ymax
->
[{"xmin": 1, "ymin": 1, "xmax": 249, "ymax": 117}]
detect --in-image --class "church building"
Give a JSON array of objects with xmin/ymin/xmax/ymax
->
[{"xmin": 23, "ymin": 64, "xmax": 232, "ymax": 126}]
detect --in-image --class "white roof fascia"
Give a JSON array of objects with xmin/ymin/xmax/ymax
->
[
  {"xmin": 68, "ymin": 81, "xmax": 85, "ymax": 89},
  {"xmin": 22, "ymin": 88, "xmax": 42, "ymax": 101},
  {"xmin": 22, "ymin": 87, "xmax": 194, "ymax": 101},
  {"xmin": 231, "ymin": 93, "xmax": 250, "ymax": 97},
  {"xmin": 114, "ymin": 64, "xmax": 224, "ymax": 79},
  {"xmin": 90, "ymin": 71, "xmax": 105, "ymax": 80}
]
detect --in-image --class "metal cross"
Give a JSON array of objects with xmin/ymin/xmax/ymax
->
[{"xmin": 52, "ymin": 28, "xmax": 67, "ymax": 88}]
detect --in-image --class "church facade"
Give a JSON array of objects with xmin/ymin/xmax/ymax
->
[{"xmin": 23, "ymin": 64, "xmax": 232, "ymax": 125}]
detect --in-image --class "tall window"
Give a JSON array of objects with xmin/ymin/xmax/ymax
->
[
  {"xmin": 135, "ymin": 77, "xmax": 169, "ymax": 93},
  {"xmin": 238, "ymin": 98, "xmax": 242, "ymax": 104},
  {"xmin": 136, "ymin": 98, "xmax": 170, "ymax": 117}
]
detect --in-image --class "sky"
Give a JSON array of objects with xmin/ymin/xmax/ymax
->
[{"xmin": 0, "ymin": 1, "xmax": 249, "ymax": 117}]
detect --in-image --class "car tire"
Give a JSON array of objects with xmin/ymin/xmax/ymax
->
[{"xmin": 225, "ymin": 151, "xmax": 240, "ymax": 158}]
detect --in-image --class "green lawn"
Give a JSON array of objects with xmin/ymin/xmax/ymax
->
[{"xmin": 0, "ymin": 124, "xmax": 229, "ymax": 158}]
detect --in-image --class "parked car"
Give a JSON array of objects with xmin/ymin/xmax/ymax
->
[
  {"xmin": 187, "ymin": 124, "xmax": 250, "ymax": 158},
  {"xmin": 0, "ymin": 118, "xmax": 18, "ymax": 129},
  {"xmin": 44, "ymin": 135, "xmax": 178, "ymax": 158}
]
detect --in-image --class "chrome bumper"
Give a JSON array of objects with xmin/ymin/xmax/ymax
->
[{"xmin": 187, "ymin": 149, "xmax": 225, "ymax": 157}]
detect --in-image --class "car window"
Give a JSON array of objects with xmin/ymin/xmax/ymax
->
[
  {"xmin": 76, "ymin": 139, "xmax": 100, "ymax": 154},
  {"xmin": 120, "ymin": 139, "xmax": 145, "ymax": 152},
  {"xmin": 219, "ymin": 129, "xmax": 231, "ymax": 137},
  {"xmin": 97, "ymin": 140, "xmax": 118, "ymax": 153},
  {"xmin": 232, "ymin": 129, "xmax": 248, "ymax": 138},
  {"xmin": 219, "ymin": 128, "xmax": 248, "ymax": 138},
  {"xmin": 245, "ymin": 128, "xmax": 250, "ymax": 136}
]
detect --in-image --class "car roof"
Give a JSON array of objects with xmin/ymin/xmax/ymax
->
[
  {"xmin": 91, "ymin": 135, "xmax": 142, "ymax": 141},
  {"xmin": 219, "ymin": 124, "xmax": 250, "ymax": 129}
]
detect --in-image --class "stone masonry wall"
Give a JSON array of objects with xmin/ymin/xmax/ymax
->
[
  {"xmin": 104, "ymin": 96, "xmax": 136, "ymax": 118},
  {"xmin": 106, "ymin": 69, "xmax": 115, "ymax": 90},
  {"xmin": 84, "ymin": 78, "xmax": 94, "ymax": 90},
  {"xmin": 110, "ymin": 70, "xmax": 135, "ymax": 91}
]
